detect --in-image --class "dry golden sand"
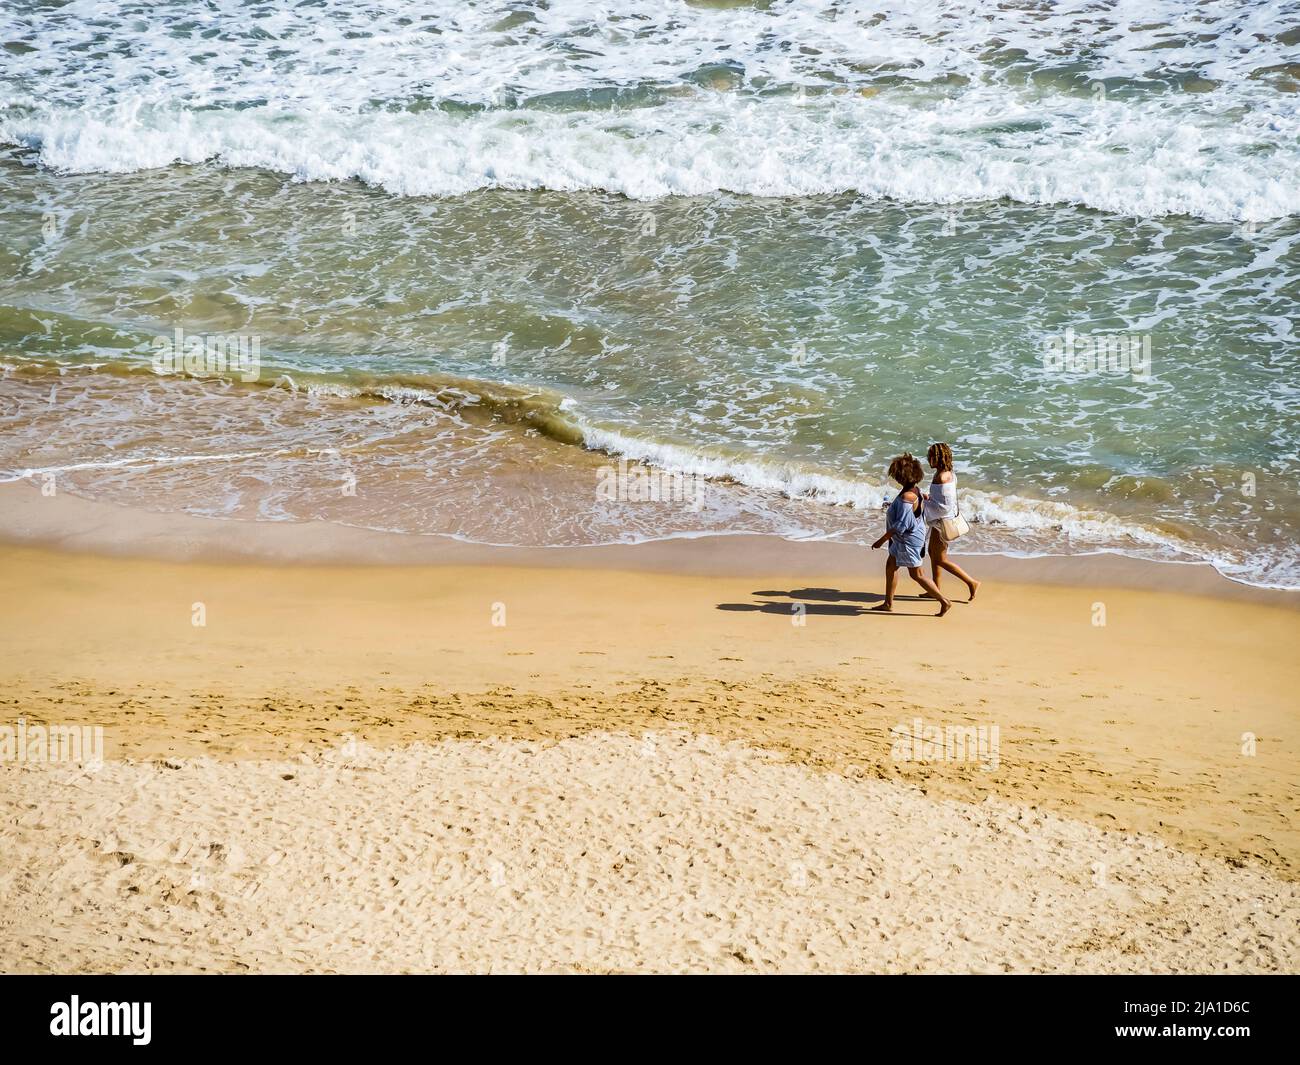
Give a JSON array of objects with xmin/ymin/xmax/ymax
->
[
  {"xmin": 4, "ymin": 734, "xmax": 1296, "ymax": 974},
  {"xmin": 1, "ymin": 530, "xmax": 1297, "ymax": 972}
]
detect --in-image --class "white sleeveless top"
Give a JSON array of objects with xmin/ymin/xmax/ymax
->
[{"xmin": 923, "ymin": 478, "xmax": 958, "ymax": 527}]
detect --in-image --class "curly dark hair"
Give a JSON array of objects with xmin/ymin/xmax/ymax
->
[
  {"xmin": 927, "ymin": 442, "xmax": 953, "ymax": 472},
  {"xmin": 887, "ymin": 453, "xmax": 924, "ymax": 489}
]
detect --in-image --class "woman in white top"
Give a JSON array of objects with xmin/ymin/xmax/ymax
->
[{"xmin": 922, "ymin": 442, "xmax": 980, "ymax": 602}]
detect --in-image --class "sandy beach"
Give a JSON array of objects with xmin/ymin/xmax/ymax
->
[
  {"xmin": 1, "ymin": 486, "xmax": 1297, "ymax": 973},
  {"xmin": 5, "ymin": 0, "xmax": 1300, "ymax": 1024}
]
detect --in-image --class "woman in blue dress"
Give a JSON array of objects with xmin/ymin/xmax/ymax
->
[{"xmin": 870, "ymin": 453, "xmax": 952, "ymax": 617}]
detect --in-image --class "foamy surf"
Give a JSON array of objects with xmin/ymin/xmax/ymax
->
[
  {"xmin": 4, "ymin": 87, "xmax": 1297, "ymax": 223},
  {"xmin": 572, "ymin": 417, "xmax": 1300, "ymax": 588},
  {"xmin": 2, "ymin": 0, "xmax": 1299, "ymax": 222}
]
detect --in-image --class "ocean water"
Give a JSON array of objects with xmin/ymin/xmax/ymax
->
[{"xmin": 1, "ymin": 0, "xmax": 1297, "ymax": 586}]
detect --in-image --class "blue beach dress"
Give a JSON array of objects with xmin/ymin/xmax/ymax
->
[{"xmin": 886, "ymin": 492, "xmax": 926, "ymax": 568}]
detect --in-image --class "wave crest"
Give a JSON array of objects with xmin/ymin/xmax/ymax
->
[{"xmin": 4, "ymin": 90, "xmax": 1297, "ymax": 222}]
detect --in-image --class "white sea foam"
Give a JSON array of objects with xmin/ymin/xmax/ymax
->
[
  {"xmin": 0, "ymin": 450, "xmax": 281, "ymax": 482},
  {"xmin": 4, "ymin": 93, "xmax": 1297, "ymax": 222},
  {"xmin": 4, "ymin": 0, "xmax": 1295, "ymax": 109},
  {"xmin": 2, "ymin": 0, "xmax": 1298, "ymax": 221},
  {"xmin": 575, "ymin": 417, "xmax": 1300, "ymax": 589},
  {"xmin": 579, "ymin": 419, "xmax": 1162, "ymax": 542}
]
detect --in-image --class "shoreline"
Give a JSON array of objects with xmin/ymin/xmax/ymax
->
[{"xmin": 0, "ymin": 480, "xmax": 1292, "ymax": 607}]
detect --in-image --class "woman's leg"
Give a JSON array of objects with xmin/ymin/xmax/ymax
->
[
  {"xmin": 871, "ymin": 557, "xmax": 899, "ymax": 611},
  {"xmin": 908, "ymin": 566, "xmax": 952, "ymax": 616},
  {"xmin": 929, "ymin": 528, "xmax": 944, "ymax": 589},
  {"xmin": 934, "ymin": 539, "xmax": 980, "ymax": 601}
]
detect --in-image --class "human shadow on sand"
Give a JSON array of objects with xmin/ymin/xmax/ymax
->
[
  {"xmin": 717, "ymin": 587, "xmax": 937, "ymax": 618},
  {"xmin": 753, "ymin": 587, "xmax": 929, "ymax": 604}
]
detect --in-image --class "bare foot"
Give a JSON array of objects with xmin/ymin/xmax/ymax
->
[
  {"xmin": 870, "ymin": 602, "xmax": 893, "ymax": 612},
  {"xmin": 937, "ymin": 598, "xmax": 952, "ymax": 617},
  {"xmin": 967, "ymin": 580, "xmax": 980, "ymax": 602}
]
